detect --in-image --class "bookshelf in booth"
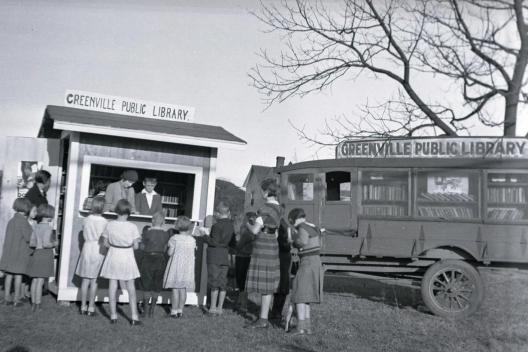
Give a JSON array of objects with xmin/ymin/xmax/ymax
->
[
  {"xmin": 86, "ymin": 164, "xmax": 193, "ymax": 218},
  {"xmin": 487, "ymin": 172, "xmax": 528, "ymax": 221},
  {"xmin": 360, "ymin": 170, "xmax": 409, "ymax": 217}
]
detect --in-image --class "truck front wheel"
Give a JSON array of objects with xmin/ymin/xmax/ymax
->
[{"xmin": 421, "ymin": 259, "xmax": 484, "ymax": 318}]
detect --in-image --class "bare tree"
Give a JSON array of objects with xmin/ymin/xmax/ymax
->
[{"xmin": 250, "ymin": 0, "xmax": 528, "ymax": 142}]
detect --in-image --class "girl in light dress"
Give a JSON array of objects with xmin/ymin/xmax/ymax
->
[
  {"xmin": 27, "ymin": 204, "xmax": 59, "ymax": 311},
  {"xmin": 75, "ymin": 196, "xmax": 107, "ymax": 316},
  {"xmin": 163, "ymin": 216, "xmax": 196, "ymax": 318},
  {"xmin": 99, "ymin": 199, "xmax": 142, "ymax": 325}
]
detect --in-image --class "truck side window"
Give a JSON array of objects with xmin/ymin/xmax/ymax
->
[
  {"xmin": 416, "ymin": 170, "xmax": 479, "ymax": 219},
  {"xmin": 361, "ymin": 170, "xmax": 409, "ymax": 217},
  {"xmin": 287, "ymin": 174, "xmax": 314, "ymax": 201},
  {"xmin": 487, "ymin": 172, "xmax": 528, "ymax": 221},
  {"xmin": 326, "ymin": 171, "xmax": 351, "ymax": 201}
]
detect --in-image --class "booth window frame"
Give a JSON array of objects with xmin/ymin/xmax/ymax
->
[{"xmin": 79, "ymin": 155, "xmax": 203, "ymax": 220}]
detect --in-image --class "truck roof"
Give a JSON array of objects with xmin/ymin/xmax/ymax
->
[{"xmin": 276, "ymin": 157, "xmax": 528, "ymax": 173}]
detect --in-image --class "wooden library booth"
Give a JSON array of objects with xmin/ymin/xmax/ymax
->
[{"xmin": 0, "ymin": 100, "xmax": 245, "ymax": 305}]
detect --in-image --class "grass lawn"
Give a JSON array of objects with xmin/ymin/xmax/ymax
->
[{"xmin": 1, "ymin": 268, "xmax": 528, "ymax": 352}]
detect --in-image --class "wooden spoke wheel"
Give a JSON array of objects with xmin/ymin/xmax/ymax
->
[{"xmin": 421, "ymin": 259, "xmax": 484, "ymax": 318}]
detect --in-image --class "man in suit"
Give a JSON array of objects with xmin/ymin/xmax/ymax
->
[
  {"xmin": 135, "ymin": 177, "xmax": 163, "ymax": 216},
  {"xmin": 103, "ymin": 170, "xmax": 138, "ymax": 213}
]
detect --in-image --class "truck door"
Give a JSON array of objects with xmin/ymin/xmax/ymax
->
[
  {"xmin": 320, "ymin": 169, "xmax": 357, "ymax": 231},
  {"xmin": 319, "ymin": 169, "xmax": 362, "ymax": 255}
]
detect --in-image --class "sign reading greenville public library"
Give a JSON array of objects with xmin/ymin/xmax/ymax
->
[
  {"xmin": 336, "ymin": 137, "xmax": 528, "ymax": 159},
  {"xmin": 64, "ymin": 90, "xmax": 195, "ymax": 122}
]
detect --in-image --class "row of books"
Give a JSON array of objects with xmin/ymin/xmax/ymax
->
[
  {"xmin": 487, "ymin": 208, "xmax": 524, "ymax": 220},
  {"xmin": 362, "ymin": 184, "xmax": 408, "ymax": 201},
  {"xmin": 417, "ymin": 206, "xmax": 474, "ymax": 218},
  {"xmin": 488, "ymin": 187, "xmax": 526, "ymax": 204},
  {"xmin": 164, "ymin": 207, "xmax": 179, "ymax": 218},
  {"xmin": 162, "ymin": 195, "xmax": 179, "ymax": 204},
  {"xmin": 418, "ymin": 192, "xmax": 475, "ymax": 202},
  {"xmin": 362, "ymin": 205, "xmax": 407, "ymax": 217}
]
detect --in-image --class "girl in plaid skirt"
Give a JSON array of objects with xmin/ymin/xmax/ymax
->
[{"xmin": 245, "ymin": 214, "xmax": 280, "ymax": 328}]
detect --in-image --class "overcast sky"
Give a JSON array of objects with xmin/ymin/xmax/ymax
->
[{"xmin": 1, "ymin": 0, "xmax": 525, "ymax": 186}]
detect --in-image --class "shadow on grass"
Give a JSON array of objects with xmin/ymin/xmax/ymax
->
[
  {"xmin": 323, "ymin": 274, "xmax": 427, "ymax": 313},
  {"xmin": 6, "ymin": 346, "xmax": 31, "ymax": 352}
]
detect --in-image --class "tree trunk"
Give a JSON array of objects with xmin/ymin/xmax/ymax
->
[{"xmin": 503, "ymin": 95, "xmax": 518, "ymax": 137}]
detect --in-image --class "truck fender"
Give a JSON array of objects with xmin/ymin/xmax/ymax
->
[{"xmin": 420, "ymin": 246, "xmax": 476, "ymax": 261}]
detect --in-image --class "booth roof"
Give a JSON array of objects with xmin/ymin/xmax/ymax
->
[{"xmin": 38, "ymin": 105, "xmax": 246, "ymax": 149}]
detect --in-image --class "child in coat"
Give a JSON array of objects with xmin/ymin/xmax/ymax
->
[
  {"xmin": 203, "ymin": 202, "xmax": 236, "ymax": 315},
  {"xmin": 27, "ymin": 204, "xmax": 59, "ymax": 311},
  {"xmin": 139, "ymin": 212, "xmax": 170, "ymax": 317},
  {"xmin": 99, "ymin": 199, "xmax": 142, "ymax": 325},
  {"xmin": 75, "ymin": 196, "xmax": 107, "ymax": 316},
  {"xmin": 0, "ymin": 198, "xmax": 33, "ymax": 306},
  {"xmin": 163, "ymin": 216, "xmax": 196, "ymax": 318},
  {"xmin": 235, "ymin": 211, "xmax": 257, "ymax": 312}
]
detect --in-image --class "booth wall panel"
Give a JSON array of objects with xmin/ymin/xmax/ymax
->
[{"xmin": 0, "ymin": 137, "xmax": 60, "ymax": 257}]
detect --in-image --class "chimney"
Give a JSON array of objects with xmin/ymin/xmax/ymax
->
[{"xmin": 276, "ymin": 156, "xmax": 285, "ymax": 167}]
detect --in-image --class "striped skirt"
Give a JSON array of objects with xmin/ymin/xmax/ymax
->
[{"xmin": 245, "ymin": 233, "xmax": 280, "ymax": 295}]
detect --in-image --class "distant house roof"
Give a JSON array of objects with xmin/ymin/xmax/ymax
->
[
  {"xmin": 38, "ymin": 105, "xmax": 246, "ymax": 149},
  {"xmin": 242, "ymin": 165, "xmax": 275, "ymax": 189}
]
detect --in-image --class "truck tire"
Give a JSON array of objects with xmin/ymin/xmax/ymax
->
[{"xmin": 421, "ymin": 259, "xmax": 484, "ymax": 318}]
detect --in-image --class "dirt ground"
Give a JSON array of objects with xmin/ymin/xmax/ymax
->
[{"xmin": 1, "ymin": 268, "xmax": 527, "ymax": 352}]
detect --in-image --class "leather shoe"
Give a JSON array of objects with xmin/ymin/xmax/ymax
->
[
  {"xmin": 137, "ymin": 301, "xmax": 145, "ymax": 316},
  {"xmin": 245, "ymin": 319, "xmax": 269, "ymax": 329},
  {"xmin": 130, "ymin": 320, "xmax": 142, "ymax": 326},
  {"xmin": 110, "ymin": 319, "xmax": 118, "ymax": 324},
  {"xmin": 87, "ymin": 311, "xmax": 96, "ymax": 317}
]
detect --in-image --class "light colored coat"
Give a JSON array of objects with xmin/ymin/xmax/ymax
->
[{"xmin": 103, "ymin": 181, "xmax": 136, "ymax": 213}]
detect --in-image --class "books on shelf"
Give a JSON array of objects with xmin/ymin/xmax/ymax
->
[
  {"xmin": 362, "ymin": 205, "xmax": 407, "ymax": 217},
  {"xmin": 488, "ymin": 187, "xmax": 526, "ymax": 203},
  {"xmin": 164, "ymin": 207, "xmax": 179, "ymax": 218},
  {"xmin": 418, "ymin": 192, "xmax": 475, "ymax": 202},
  {"xmin": 162, "ymin": 195, "xmax": 179, "ymax": 204},
  {"xmin": 418, "ymin": 206, "xmax": 474, "ymax": 218},
  {"xmin": 362, "ymin": 184, "xmax": 407, "ymax": 201},
  {"xmin": 487, "ymin": 208, "xmax": 524, "ymax": 220}
]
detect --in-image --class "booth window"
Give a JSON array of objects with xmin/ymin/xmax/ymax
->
[
  {"xmin": 84, "ymin": 164, "xmax": 195, "ymax": 218},
  {"xmin": 287, "ymin": 173, "xmax": 314, "ymax": 201},
  {"xmin": 415, "ymin": 170, "xmax": 479, "ymax": 219},
  {"xmin": 326, "ymin": 171, "xmax": 351, "ymax": 201},
  {"xmin": 360, "ymin": 170, "xmax": 409, "ymax": 217},
  {"xmin": 487, "ymin": 172, "xmax": 528, "ymax": 221}
]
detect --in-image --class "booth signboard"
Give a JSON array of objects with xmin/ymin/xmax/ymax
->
[{"xmin": 64, "ymin": 90, "xmax": 195, "ymax": 123}]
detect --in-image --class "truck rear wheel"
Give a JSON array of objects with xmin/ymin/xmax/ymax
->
[{"xmin": 421, "ymin": 259, "xmax": 484, "ymax": 318}]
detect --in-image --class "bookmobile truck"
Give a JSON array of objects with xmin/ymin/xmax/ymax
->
[{"xmin": 275, "ymin": 137, "xmax": 528, "ymax": 318}]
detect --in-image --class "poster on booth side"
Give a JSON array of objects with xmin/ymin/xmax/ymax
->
[{"xmin": 17, "ymin": 161, "xmax": 43, "ymax": 198}]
